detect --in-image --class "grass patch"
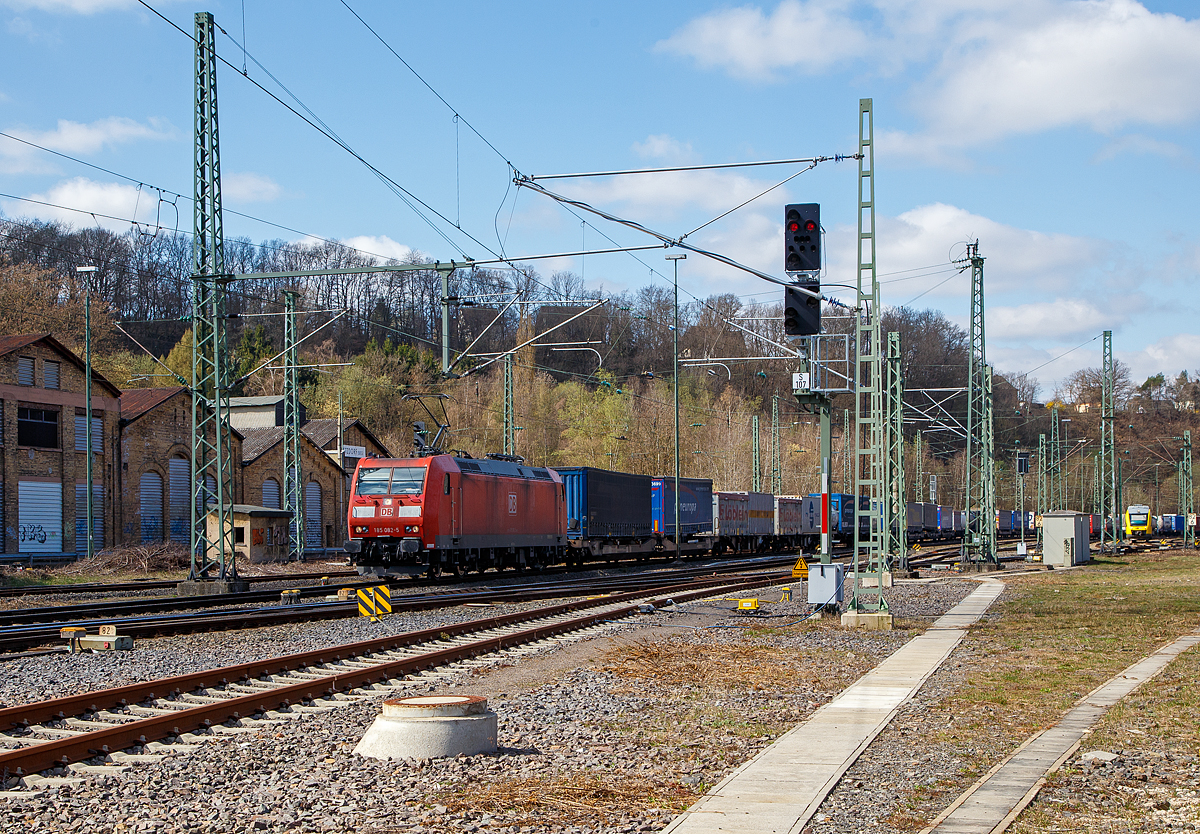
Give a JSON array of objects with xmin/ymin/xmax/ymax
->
[
  {"xmin": 944, "ymin": 551, "xmax": 1200, "ymax": 745},
  {"xmin": 888, "ymin": 548, "xmax": 1200, "ymax": 830},
  {"xmin": 427, "ymin": 773, "xmax": 697, "ymax": 827}
]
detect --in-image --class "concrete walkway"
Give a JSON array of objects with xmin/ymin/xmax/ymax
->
[
  {"xmin": 662, "ymin": 580, "xmax": 1006, "ymax": 834},
  {"xmin": 921, "ymin": 626, "xmax": 1200, "ymax": 834}
]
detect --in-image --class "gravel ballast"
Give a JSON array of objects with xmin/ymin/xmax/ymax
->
[{"xmin": 1, "ymin": 576, "xmax": 982, "ymax": 833}]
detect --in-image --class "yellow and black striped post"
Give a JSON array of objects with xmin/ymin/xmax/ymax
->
[{"xmin": 357, "ymin": 585, "xmax": 392, "ymax": 622}]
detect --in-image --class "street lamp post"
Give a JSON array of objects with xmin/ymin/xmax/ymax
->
[
  {"xmin": 76, "ymin": 265, "xmax": 98, "ymax": 560},
  {"xmin": 666, "ymin": 252, "xmax": 686, "ymax": 554}
]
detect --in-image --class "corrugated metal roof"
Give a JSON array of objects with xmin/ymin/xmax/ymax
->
[
  {"xmin": 240, "ymin": 426, "xmax": 285, "ymax": 463},
  {"xmin": 120, "ymin": 387, "xmax": 187, "ymax": 423}
]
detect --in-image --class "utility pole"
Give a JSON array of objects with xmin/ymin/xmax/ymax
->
[
  {"xmin": 338, "ymin": 389, "xmax": 346, "ymax": 550},
  {"xmin": 851, "ymin": 97, "xmax": 888, "ymax": 612},
  {"xmin": 752, "ymin": 415, "xmax": 761, "ymax": 492},
  {"xmin": 283, "ymin": 289, "xmax": 304, "ymax": 561},
  {"xmin": 187, "ymin": 11, "xmax": 238, "ymax": 589},
  {"xmin": 77, "ymin": 265, "xmax": 98, "ymax": 560},
  {"xmin": 1099, "ymin": 330, "xmax": 1116, "ymax": 551},
  {"xmin": 962, "ymin": 241, "xmax": 997, "ymax": 566},
  {"xmin": 668, "ymin": 252, "xmax": 685, "ymax": 549}
]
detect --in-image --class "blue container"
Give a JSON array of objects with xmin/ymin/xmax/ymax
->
[
  {"xmin": 652, "ymin": 477, "xmax": 714, "ymax": 536},
  {"xmin": 554, "ymin": 467, "xmax": 652, "ymax": 540},
  {"xmin": 810, "ymin": 493, "xmax": 856, "ymax": 536}
]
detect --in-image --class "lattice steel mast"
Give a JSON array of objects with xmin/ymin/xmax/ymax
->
[
  {"xmin": 1037, "ymin": 433, "xmax": 1047, "ymax": 552},
  {"xmin": 962, "ymin": 242, "xmax": 997, "ymax": 565},
  {"xmin": 752, "ymin": 415, "xmax": 761, "ymax": 492},
  {"xmin": 1099, "ymin": 330, "xmax": 1117, "ymax": 551},
  {"xmin": 283, "ymin": 289, "xmax": 304, "ymax": 560},
  {"xmin": 771, "ymin": 394, "xmax": 781, "ymax": 494},
  {"xmin": 884, "ymin": 331, "xmax": 907, "ymax": 570},
  {"xmin": 851, "ymin": 98, "xmax": 887, "ymax": 610},
  {"xmin": 1049, "ymin": 406, "xmax": 1062, "ymax": 511},
  {"xmin": 503, "ymin": 353, "xmax": 515, "ymax": 456},
  {"xmin": 188, "ymin": 11, "xmax": 236, "ymax": 582},
  {"xmin": 1182, "ymin": 430, "xmax": 1194, "ymax": 549}
]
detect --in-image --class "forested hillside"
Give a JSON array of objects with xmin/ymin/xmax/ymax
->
[{"xmin": 2, "ymin": 215, "xmax": 1196, "ymax": 510}]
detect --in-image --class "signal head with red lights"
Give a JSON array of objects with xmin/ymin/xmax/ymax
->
[{"xmin": 784, "ymin": 203, "xmax": 821, "ymax": 274}]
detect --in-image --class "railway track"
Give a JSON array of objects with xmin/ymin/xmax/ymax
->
[
  {"xmin": 0, "ymin": 560, "xmax": 798, "ymax": 654},
  {"xmin": 0, "ymin": 574, "xmax": 772, "ymax": 783},
  {"xmin": 0, "ymin": 570, "xmax": 358, "ymax": 599}
]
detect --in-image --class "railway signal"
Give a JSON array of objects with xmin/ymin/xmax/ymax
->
[
  {"xmin": 785, "ymin": 203, "xmax": 821, "ymax": 274},
  {"xmin": 784, "ymin": 284, "xmax": 821, "ymax": 336}
]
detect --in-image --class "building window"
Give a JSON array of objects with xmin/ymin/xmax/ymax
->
[
  {"xmin": 17, "ymin": 357, "xmax": 34, "ymax": 386},
  {"xmin": 18, "ymin": 407, "xmax": 59, "ymax": 448},
  {"xmin": 44, "ymin": 361, "xmax": 60, "ymax": 390},
  {"xmin": 74, "ymin": 415, "xmax": 103, "ymax": 453}
]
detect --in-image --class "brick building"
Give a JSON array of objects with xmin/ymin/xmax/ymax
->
[
  {"xmin": 118, "ymin": 387, "xmax": 246, "ymax": 546},
  {"xmin": 240, "ymin": 426, "xmax": 346, "ymax": 550},
  {"xmin": 0, "ymin": 334, "xmax": 122, "ymax": 555},
  {"xmin": 0, "ymin": 335, "xmax": 388, "ymax": 557}
]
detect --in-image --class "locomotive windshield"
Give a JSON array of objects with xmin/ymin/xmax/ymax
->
[{"xmin": 355, "ymin": 465, "xmax": 427, "ymax": 496}]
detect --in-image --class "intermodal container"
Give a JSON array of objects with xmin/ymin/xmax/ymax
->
[
  {"xmin": 554, "ymin": 467, "xmax": 652, "ymax": 539},
  {"xmin": 775, "ymin": 495, "xmax": 806, "ymax": 536},
  {"xmin": 651, "ymin": 477, "xmax": 714, "ymax": 536},
  {"xmin": 714, "ymin": 491, "xmax": 775, "ymax": 537}
]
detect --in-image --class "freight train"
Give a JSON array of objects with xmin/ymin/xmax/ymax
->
[{"xmin": 343, "ymin": 453, "xmax": 1099, "ymax": 577}]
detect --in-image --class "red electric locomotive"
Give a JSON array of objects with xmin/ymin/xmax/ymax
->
[{"xmin": 345, "ymin": 453, "xmax": 568, "ymax": 577}]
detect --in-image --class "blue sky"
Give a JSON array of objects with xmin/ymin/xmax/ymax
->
[{"xmin": 1, "ymin": 0, "xmax": 1197, "ymax": 396}]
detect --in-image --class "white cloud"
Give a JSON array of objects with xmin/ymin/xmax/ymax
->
[
  {"xmin": 655, "ymin": 0, "xmax": 869, "ymax": 80},
  {"xmin": 1129, "ymin": 333, "xmax": 1200, "ymax": 381},
  {"xmin": 990, "ymin": 298, "xmax": 1123, "ymax": 341},
  {"xmin": 561, "ymin": 168, "xmax": 776, "ymax": 221},
  {"xmin": 6, "ymin": 177, "xmax": 147, "ymax": 232},
  {"xmin": 660, "ymin": 1, "xmax": 1200, "ymax": 152},
  {"xmin": 342, "ymin": 235, "xmax": 414, "ymax": 263},
  {"xmin": 0, "ymin": 0, "xmax": 139, "ymax": 12},
  {"xmin": 223, "ymin": 172, "xmax": 283, "ymax": 204},
  {"xmin": 1, "ymin": 116, "xmax": 176, "ymax": 175},
  {"xmin": 906, "ymin": 0, "xmax": 1200, "ymax": 150},
  {"xmin": 825, "ymin": 202, "xmax": 1109, "ymax": 302},
  {"xmin": 12, "ymin": 116, "xmax": 174, "ymax": 154},
  {"xmin": 632, "ymin": 134, "xmax": 698, "ymax": 164},
  {"xmin": 1092, "ymin": 134, "xmax": 1189, "ymax": 163}
]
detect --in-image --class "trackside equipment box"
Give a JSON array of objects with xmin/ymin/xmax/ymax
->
[
  {"xmin": 555, "ymin": 467, "xmax": 652, "ymax": 539},
  {"xmin": 808, "ymin": 562, "xmax": 844, "ymax": 607},
  {"xmin": 1042, "ymin": 511, "xmax": 1091, "ymax": 567},
  {"xmin": 651, "ymin": 477, "xmax": 714, "ymax": 536}
]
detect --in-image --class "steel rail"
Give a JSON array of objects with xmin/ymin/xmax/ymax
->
[
  {"xmin": 0, "ymin": 575, "xmax": 773, "ymax": 776},
  {"xmin": 0, "ymin": 565, "xmax": 794, "ymax": 653},
  {"xmin": 0, "ymin": 571, "xmax": 358, "ymax": 599}
]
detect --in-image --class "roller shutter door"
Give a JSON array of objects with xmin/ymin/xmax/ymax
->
[
  {"xmin": 19, "ymin": 481, "xmax": 62, "ymax": 553},
  {"xmin": 75, "ymin": 484, "xmax": 104, "ymax": 555},
  {"xmin": 168, "ymin": 458, "xmax": 190, "ymax": 543},
  {"xmin": 140, "ymin": 472, "xmax": 163, "ymax": 542},
  {"xmin": 262, "ymin": 478, "xmax": 281, "ymax": 509},
  {"xmin": 196, "ymin": 475, "xmax": 218, "ymax": 517},
  {"xmin": 305, "ymin": 482, "xmax": 322, "ymax": 548}
]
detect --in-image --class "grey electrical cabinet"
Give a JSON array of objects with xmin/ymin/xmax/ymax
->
[{"xmin": 1041, "ymin": 511, "xmax": 1091, "ymax": 567}]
